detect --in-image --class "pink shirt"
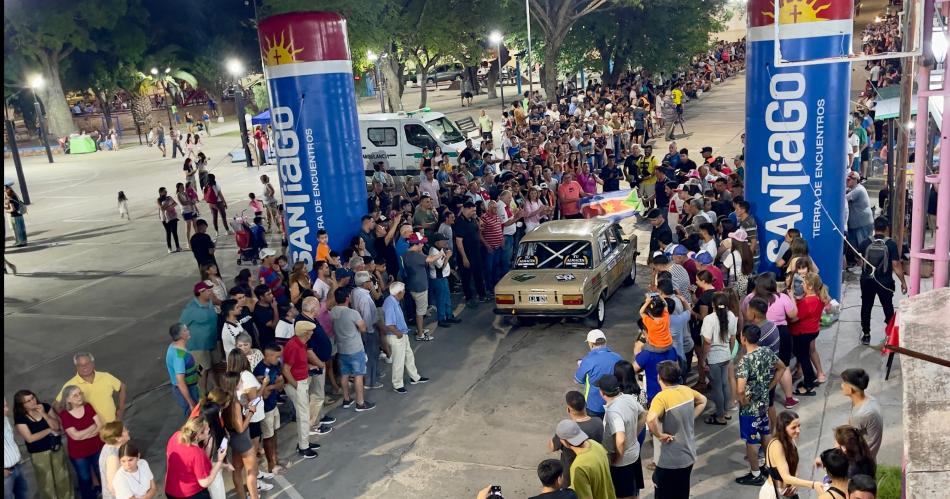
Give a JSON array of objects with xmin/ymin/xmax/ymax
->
[{"xmin": 741, "ymin": 292, "xmax": 796, "ymax": 326}]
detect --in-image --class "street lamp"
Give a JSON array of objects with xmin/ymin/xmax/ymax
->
[
  {"xmin": 4, "ymin": 95, "xmax": 30, "ymax": 203},
  {"xmin": 151, "ymin": 67, "xmax": 174, "ymax": 126},
  {"xmin": 28, "ymin": 75, "xmax": 54, "ymax": 164},
  {"xmin": 367, "ymin": 50, "xmax": 386, "ymax": 113},
  {"xmin": 524, "ymin": 0, "xmax": 534, "ymax": 95},
  {"xmin": 489, "ymin": 31, "xmax": 505, "ymax": 109},
  {"xmin": 226, "ymin": 58, "xmax": 254, "ymax": 168}
]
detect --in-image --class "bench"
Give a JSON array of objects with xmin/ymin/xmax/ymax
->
[{"xmin": 455, "ymin": 116, "xmax": 477, "ymax": 137}]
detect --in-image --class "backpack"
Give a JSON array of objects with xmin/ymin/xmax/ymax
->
[
  {"xmin": 863, "ymin": 237, "xmax": 891, "ymax": 278},
  {"xmin": 203, "ymin": 185, "xmax": 218, "ymax": 204}
]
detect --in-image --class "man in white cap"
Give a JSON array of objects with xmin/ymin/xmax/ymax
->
[
  {"xmin": 574, "ymin": 330, "xmax": 623, "ymax": 418},
  {"xmin": 555, "ymin": 419, "xmax": 616, "ymax": 499}
]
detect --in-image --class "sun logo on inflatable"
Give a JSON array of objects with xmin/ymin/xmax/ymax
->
[
  {"xmin": 764, "ymin": 0, "xmax": 831, "ymax": 24},
  {"xmin": 263, "ymin": 31, "xmax": 304, "ymax": 66}
]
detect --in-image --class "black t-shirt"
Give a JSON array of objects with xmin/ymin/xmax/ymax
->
[
  {"xmin": 551, "ymin": 417, "xmax": 604, "ymax": 488},
  {"xmin": 13, "ymin": 403, "xmax": 56, "ymax": 453},
  {"xmin": 680, "ymin": 159, "xmax": 698, "ymax": 172},
  {"xmin": 624, "ymin": 154, "xmax": 642, "ymax": 185},
  {"xmin": 190, "ymin": 233, "xmax": 216, "ymax": 265},
  {"xmin": 857, "ymin": 235, "xmax": 899, "ymax": 284},
  {"xmin": 253, "ymin": 303, "xmax": 276, "ymax": 347},
  {"xmin": 297, "ymin": 314, "xmax": 332, "ymax": 363},
  {"xmin": 237, "ymin": 306, "xmax": 259, "ymax": 346},
  {"xmin": 460, "ymin": 147, "xmax": 477, "ymax": 164},
  {"xmin": 454, "ymin": 216, "xmax": 481, "ymax": 257},
  {"xmin": 528, "ymin": 490, "xmax": 579, "ymax": 499},
  {"xmin": 655, "ymin": 185, "xmax": 671, "ymax": 214},
  {"xmin": 649, "ymin": 223, "xmax": 673, "ymax": 256},
  {"xmin": 600, "ymin": 165, "xmax": 621, "ymax": 192}
]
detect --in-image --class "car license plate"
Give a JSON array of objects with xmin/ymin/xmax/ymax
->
[{"xmin": 528, "ymin": 295, "xmax": 547, "ymax": 303}]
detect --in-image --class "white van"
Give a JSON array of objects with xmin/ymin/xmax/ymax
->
[{"xmin": 359, "ymin": 109, "xmax": 471, "ymax": 176}]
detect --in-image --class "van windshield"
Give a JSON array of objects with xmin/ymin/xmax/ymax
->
[
  {"xmin": 425, "ymin": 117, "xmax": 465, "ymax": 144},
  {"xmin": 514, "ymin": 241, "xmax": 593, "ymax": 270}
]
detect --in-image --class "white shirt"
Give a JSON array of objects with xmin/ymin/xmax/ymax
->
[
  {"xmin": 496, "ymin": 202, "xmax": 517, "ymax": 236},
  {"xmin": 313, "ymin": 279, "xmax": 330, "ymax": 303},
  {"xmin": 419, "ymin": 178, "xmax": 440, "ymax": 207},
  {"xmin": 701, "ymin": 238, "xmax": 718, "ymax": 259},
  {"xmin": 4, "ymin": 417, "xmax": 21, "ymax": 468},
  {"xmin": 113, "ymin": 460, "xmax": 154, "ymax": 499},
  {"xmin": 275, "ymin": 319, "xmax": 294, "ymax": 340},
  {"xmin": 428, "ymin": 247, "xmax": 451, "ymax": 279},
  {"xmin": 221, "ymin": 322, "xmax": 245, "ymax": 355},
  {"xmin": 237, "ymin": 370, "xmax": 265, "ymax": 423}
]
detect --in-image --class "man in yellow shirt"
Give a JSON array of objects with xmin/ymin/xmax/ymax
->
[
  {"xmin": 556, "ymin": 419, "xmax": 617, "ymax": 499},
  {"xmin": 636, "ymin": 145, "xmax": 660, "ymax": 209},
  {"xmin": 671, "ymin": 86, "xmax": 684, "ymax": 116},
  {"xmin": 55, "ymin": 352, "xmax": 126, "ymax": 422}
]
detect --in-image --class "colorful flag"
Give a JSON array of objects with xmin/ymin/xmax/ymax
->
[{"xmin": 579, "ymin": 189, "xmax": 644, "ymax": 222}]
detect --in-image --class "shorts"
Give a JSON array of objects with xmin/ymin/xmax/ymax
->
[
  {"xmin": 639, "ymin": 182, "xmax": 656, "ymax": 200},
  {"xmin": 228, "ymin": 425, "xmax": 252, "ymax": 454},
  {"xmin": 610, "ymin": 457, "xmax": 645, "ymax": 497},
  {"xmin": 410, "ymin": 290, "xmax": 428, "ymax": 317},
  {"xmin": 481, "ymin": 132, "xmax": 492, "ymax": 141},
  {"xmin": 339, "ymin": 351, "xmax": 367, "ymax": 376},
  {"xmin": 157, "ymin": 138, "xmax": 166, "ymax": 147},
  {"xmin": 633, "ymin": 128, "xmax": 645, "ymax": 137},
  {"xmin": 260, "ymin": 409, "xmax": 280, "ymax": 439},
  {"xmin": 463, "ymin": 91, "xmax": 473, "ymax": 99},
  {"xmin": 183, "ymin": 212, "xmax": 197, "ymax": 221},
  {"xmin": 739, "ymin": 413, "xmax": 771, "ymax": 444},
  {"xmin": 249, "ymin": 421, "xmax": 262, "ymax": 440},
  {"xmin": 190, "ymin": 350, "xmax": 212, "ymax": 372}
]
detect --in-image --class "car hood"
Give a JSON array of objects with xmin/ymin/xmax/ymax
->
[{"xmin": 495, "ymin": 270, "xmax": 591, "ymax": 292}]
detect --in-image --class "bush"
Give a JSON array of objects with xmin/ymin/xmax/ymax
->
[{"xmin": 876, "ymin": 465, "xmax": 901, "ymax": 499}]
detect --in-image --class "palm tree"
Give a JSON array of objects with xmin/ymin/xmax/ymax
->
[{"xmin": 122, "ymin": 66, "xmax": 198, "ymax": 129}]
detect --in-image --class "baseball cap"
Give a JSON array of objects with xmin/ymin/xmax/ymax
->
[
  {"xmin": 539, "ymin": 182, "xmax": 549, "ymax": 190},
  {"xmin": 335, "ymin": 268, "xmax": 355, "ymax": 280},
  {"xmin": 694, "ymin": 250, "xmax": 714, "ymax": 265},
  {"xmin": 193, "ymin": 280, "xmax": 213, "ymax": 294},
  {"xmin": 430, "ymin": 233, "xmax": 448, "ymax": 243},
  {"xmin": 259, "ymin": 248, "xmax": 277, "ymax": 259},
  {"xmin": 670, "ymin": 244, "xmax": 689, "ymax": 256},
  {"xmin": 645, "ymin": 208, "xmax": 663, "ymax": 220},
  {"xmin": 408, "ymin": 232, "xmax": 428, "ymax": 245},
  {"xmin": 354, "ymin": 271, "xmax": 372, "ymax": 285},
  {"xmin": 701, "ymin": 146, "xmax": 713, "ymax": 154},
  {"xmin": 596, "ymin": 374, "xmax": 621, "ymax": 397},
  {"xmin": 585, "ymin": 329, "xmax": 607, "ymax": 344},
  {"xmin": 555, "ymin": 419, "xmax": 589, "ymax": 446},
  {"xmin": 727, "ymin": 228, "xmax": 748, "ymax": 243},
  {"xmin": 294, "ymin": 321, "xmax": 316, "ymax": 336}
]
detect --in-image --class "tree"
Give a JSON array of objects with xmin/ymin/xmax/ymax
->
[
  {"xmin": 4, "ymin": 0, "xmax": 137, "ymax": 138},
  {"xmin": 120, "ymin": 67, "xmax": 198, "ymax": 130}
]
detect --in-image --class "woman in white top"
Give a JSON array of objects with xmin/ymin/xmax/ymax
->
[
  {"xmin": 111, "ymin": 442, "xmax": 156, "ymax": 499},
  {"xmin": 99, "ymin": 421, "xmax": 130, "ymax": 499},
  {"xmin": 234, "ymin": 333, "xmax": 263, "ymax": 370},
  {"xmin": 201, "ymin": 263, "xmax": 228, "ymax": 309},
  {"xmin": 223, "ymin": 351, "xmax": 272, "ymax": 498},
  {"xmin": 220, "ymin": 299, "xmax": 246, "ymax": 356},
  {"xmin": 721, "ymin": 228, "xmax": 755, "ymax": 297},
  {"xmin": 701, "ymin": 291, "xmax": 737, "ymax": 425},
  {"xmin": 521, "ymin": 187, "xmax": 550, "ymax": 232}
]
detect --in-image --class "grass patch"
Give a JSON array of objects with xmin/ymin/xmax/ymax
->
[{"xmin": 876, "ymin": 464, "xmax": 901, "ymax": 499}]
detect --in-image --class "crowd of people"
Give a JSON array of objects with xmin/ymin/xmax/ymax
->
[{"xmin": 4, "ymin": 33, "xmax": 900, "ymax": 499}]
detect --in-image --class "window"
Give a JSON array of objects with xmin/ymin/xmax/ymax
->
[
  {"xmin": 404, "ymin": 124, "xmax": 436, "ymax": 150},
  {"xmin": 514, "ymin": 241, "xmax": 593, "ymax": 270},
  {"xmin": 425, "ymin": 117, "xmax": 465, "ymax": 144},
  {"xmin": 367, "ymin": 127, "xmax": 397, "ymax": 147}
]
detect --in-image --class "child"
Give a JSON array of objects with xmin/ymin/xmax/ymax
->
[
  {"xmin": 273, "ymin": 304, "xmax": 297, "ymax": 347},
  {"xmin": 639, "ymin": 292, "xmax": 674, "ymax": 351},
  {"xmin": 788, "ymin": 273, "xmax": 826, "ymax": 396},
  {"xmin": 316, "ymin": 229, "xmax": 331, "ymax": 263},
  {"xmin": 249, "ymin": 192, "xmax": 264, "ymax": 218},
  {"xmin": 250, "ymin": 216, "xmax": 268, "ymax": 253},
  {"xmin": 253, "ymin": 343, "xmax": 285, "ymax": 474},
  {"xmin": 117, "ymin": 191, "xmax": 130, "ymax": 220}
]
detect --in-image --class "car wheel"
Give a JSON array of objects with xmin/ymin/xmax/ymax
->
[
  {"xmin": 455, "ymin": 75, "xmax": 463, "ymax": 81},
  {"xmin": 427, "ymin": 78, "xmax": 435, "ymax": 85},
  {"xmin": 509, "ymin": 315, "xmax": 535, "ymax": 328},
  {"xmin": 585, "ymin": 294, "xmax": 607, "ymax": 328},
  {"xmin": 624, "ymin": 256, "xmax": 638, "ymax": 286}
]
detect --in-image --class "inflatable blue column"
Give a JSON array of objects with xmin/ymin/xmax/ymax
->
[
  {"xmin": 746, "ymin": 0, "xmax": 852, "ymax": 299},
  {"xmin": 259, "ymin": 12, "xmax": 367, "ymax": 268}
]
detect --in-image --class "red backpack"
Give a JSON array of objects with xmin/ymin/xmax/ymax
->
[{"xmin": 203, "ymin": 185, "xmax": 218, "ymax": 204}]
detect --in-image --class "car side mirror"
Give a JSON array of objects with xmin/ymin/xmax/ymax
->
[{"xmin": 621, "ymin": 237, "xmax": 630, "ymax": 244}]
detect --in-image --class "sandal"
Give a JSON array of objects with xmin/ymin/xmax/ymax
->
[
  {"xmin": 793, "ymin": 386, "xmax": 817, "ymax": 396},
  {"xmin": 704, "ymin": 415, "xmax": 728, "ymax": 425},
  {"xmin": 414, "ymin": 334, "xmax": 434, "ymax": 342}
]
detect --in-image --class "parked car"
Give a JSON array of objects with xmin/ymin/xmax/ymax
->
[
  {"xmin": 493, "ymin": 219, "xmax": 638, "ymax": 327},
  {"xmin": 423, "ymin": 62, "xmax": 464, "ymax": 84}
]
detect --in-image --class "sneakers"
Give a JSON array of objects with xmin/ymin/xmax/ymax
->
[
  {"xmin": 409, "ymin": 376, "xmax": 430, "ymax": 385},
  {"xmin": 365, "ymin": 382, "xmax": 384, "ymax": 390},
  {"xmin": 446, "ymin": 317, "xmax": 462, "ymax": 324},
  {"xmin": 784, "ymin": 397, "xmax": 800, "ymax": 409},
  {"xmin": 341, "ymin": 399, "xmax": 355, "ymax": 409},
  {"xmin": 354, "ymin": 401, "xmax": 376, "ymax": 412},
  {"xmin": 861, "ymin": 333, "xmax": 871, "ymax": 345},
  {"xmin": 735, "ymin": 472, "xmax": 766, "ymax": 486},
  {"xmin": 310, "ymin": 424, "xmax": 332, "ymax": 436},
  {"xmin": 320, "ymin": 415, "xmax": 337, "ymax": 425},
  {"xmin": 257, "ymin": 481, "xmax": 274, "ymax": 492},
  {"xmin": 297, "ymin": 447, "xmax": 318, "ymax": 459},
  {"xmin": 258, "ymin": 470, "xmax": 275, "ymax": 480},
  {"xmin": 394, "ymin": 387, "xmax": 408, "ymax": 394},
  {"xmin": 438, "ymin": 321, "xmax": 453, "ymax": 327}
]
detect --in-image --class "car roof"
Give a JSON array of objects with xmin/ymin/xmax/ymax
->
[{"xmin": 520, "ymin": 219, "xmax": 614, "ymax": 242}]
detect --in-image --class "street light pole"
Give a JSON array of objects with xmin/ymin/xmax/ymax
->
[
  {"xmin": 27, "ymin": 77, "xmax": 53, "ymax": 164},
  {"xmin": 227, "ymin": 59, "xmax": 254, "ymax": 168},
  {"xmin": 152, "ymin": 68, "xmax": 173, "ymax": 126},
  {"xmin": 490, "ymin": 32, "xmax": 505, "ymax": 110},
  {"xmin": 525, "ymin": 0, "xmax": 534, "ymax": 95},
  {"xmin": 4, "ymin": 100, "xmax": 30, "ymax": 204},
  {"xmin": 368, "ymin": 51, "xmax": 385, "ymax": 113}
]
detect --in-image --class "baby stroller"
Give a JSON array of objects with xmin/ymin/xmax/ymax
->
[{"xmin": 231, "ymin": 211, "xmax": 259, "ymax": 265}]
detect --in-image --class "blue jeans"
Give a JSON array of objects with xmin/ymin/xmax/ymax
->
[
  {"xmin": 70, "ymin": 452, "xmax": 100, "ymax": 499},
  {"xmin": 3, "ymin": 462, "xmax": 28, "ymax": 499},
  {"xmin": 364, "ymin": 332, "xmax": 380, "ymax": 386},
  {"xmin": 172, "ymin": 384, "xmax": 200, "ymax": 417},
  {"xmin": 9, "ymin": 215, "xmax": 26, "ymax": 245},
  {"xmin": 483, "ymin": 247, "xmax": 503, "ymax": 291},
  {"xmin": 846, "ymin": 223, "xmax": 874, "ymax": 264},
  {"xmin": 501, "ymin": 235, "xmax": 515, "ymax": 276},
  {"xmin": 429, "ymin": 277, "xmax": 452, "ymax": 321}
]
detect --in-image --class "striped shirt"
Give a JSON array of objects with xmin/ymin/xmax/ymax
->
[
  {"xmin": 480, "ymin": 212, "xmax": 503, "ymax": 249},
  {"xmin": 4, "ymin": 417, "xmax": 22, "ymax": 467}
]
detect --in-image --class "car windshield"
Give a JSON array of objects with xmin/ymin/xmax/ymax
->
[
  {"xmin": 425, "ymin": 117, "xmax": 465, "ymax": 144},
  {"xmin": 514, "ymin": 240, "xmax": 593, "ymax": 270}
]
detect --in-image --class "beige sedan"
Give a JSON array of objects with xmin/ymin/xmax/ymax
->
[{"xmin": 493, "ymin": 219, "xmax": 639, "ymax": 327}]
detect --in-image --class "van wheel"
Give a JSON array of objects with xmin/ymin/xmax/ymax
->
[{"xmin": 585, "ymin": 294, "xmax": 607, "ymax": 328}]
